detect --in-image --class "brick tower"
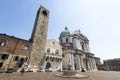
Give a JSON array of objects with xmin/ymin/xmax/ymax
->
[{"xmin": 29, "ymin": 6, "xmax": 49, "ymax": 71}]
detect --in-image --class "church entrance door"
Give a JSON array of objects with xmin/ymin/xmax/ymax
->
[{"xmin": 46, "ymin": 62, "xmax": 51, "ymax": 69}]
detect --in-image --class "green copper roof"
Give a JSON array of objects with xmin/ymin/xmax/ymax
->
[{"xmin": 60, "ymin": 27, "xmax": 72, "ymax": 36}]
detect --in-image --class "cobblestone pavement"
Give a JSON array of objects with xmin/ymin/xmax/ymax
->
[{"xmin": 0, "ymin": 71, "xmax": 120, "ymax": 80}]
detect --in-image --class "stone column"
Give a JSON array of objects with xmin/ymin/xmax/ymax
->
[
  {"xmin": 87, "ymin": 57, "xmax": 92, "ymax": 70},
  {"xmin": 86, "ymin": 57, "xmax": 90, "ymax": 70},
  {"xmin": 91, "ymin": 58, "xmax": 97, "ymax": 69},
  {"xmin": 75, "ymin": 54, "xmax": 81, "ymax": 70},
  {"xmin": 90, "ymin": 58, "xmax": 94, "ymax": 69},
  {"xmin": 78, "ymin": 54, "xmax": 82, "ymax": 70},
  {"xmin": 80, "ymin": 55, "xmax": 84, "ymax": 69},
  {"xmin": 71, "ymin": 53, "xmax": 75, "ymax": 70},
  {"xmin": 79, "ymin": 54, "xmax": 82, "ymax": 71}
]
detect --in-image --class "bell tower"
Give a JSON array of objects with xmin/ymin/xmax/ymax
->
[{"xmin": 29, "ymin": 5, "xmax": 49, "ymax": 71}]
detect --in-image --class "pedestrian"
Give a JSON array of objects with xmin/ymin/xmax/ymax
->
[
  {"xmin": 21, "ymin": 68, "xmax": 24, "ymax": 76},
  {"xmin": 81, "ymin": 68, "xmax": 85, "ymax": 72}
]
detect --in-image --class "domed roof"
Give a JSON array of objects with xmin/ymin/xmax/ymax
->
[{"xmin": 60, "ymin": 27, "xmax": 72, "ymax": 36}]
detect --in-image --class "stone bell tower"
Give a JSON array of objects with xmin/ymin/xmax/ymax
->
[{"xmin": 29, "ymin": 5, "xmax": 49, "ymax": 71}]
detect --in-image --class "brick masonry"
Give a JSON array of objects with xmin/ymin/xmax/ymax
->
[{"xmin": 0, "ymin": 33, "xmax": 32, "ymax": 69}]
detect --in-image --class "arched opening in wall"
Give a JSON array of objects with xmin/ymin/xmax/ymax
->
[
  {"xmin": 42, "ymin": 10, "xmax": 47, "ymax": 17},
  {"xmin": 1, "ymin": 54, "xmax": 9, "ymax": 60},
  {"xmin": 47, "ymin": 48, "xmax": 50, "ymax": 53},
  {"xmin": 13, "ymin": 56, "xmax": 19, "ymax": 61},
  {"xmin": 46, "ymin": 56, "xmax": 49, "ymax": 61},
  {"xmin": 46, "ymin": 62, "xmax": 51, "ymax": 69},
  {"xmin": 18, "ymin": 58, "xmax": 25, "ymax": 68},
  {"xmin": 55, "ymin": 50, "xmax": 59, "ymax": 55},
  {"xmin": 0, "ymin": 39, "xmax": 6, "ymax": 47}
]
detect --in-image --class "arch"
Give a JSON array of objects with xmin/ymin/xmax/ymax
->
[
  {"xmin": 45, "ymin": 56, "xmax": 49, "ymax": 61},
  {"xmin": 55, "ymin": 50, "xmax": 59, "ymax": 55},
  {"xmin": 42, "ymin": 10, "xmax": 47, "ymax": 17},
  {"xmin": 46, "ymin": 62, "xmax": 51, "ymax": 69},
  {"xmin": 0, "ymin": 39, "xmax": 6, "ymax": 46},
  {"xmin": 47, "ymin": 48, "xmax": 50, "ymax": 53}
]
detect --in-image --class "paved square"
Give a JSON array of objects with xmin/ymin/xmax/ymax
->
[{"xmin": 0, "ymin": 71, "xmax": 120, "ymax": 80}]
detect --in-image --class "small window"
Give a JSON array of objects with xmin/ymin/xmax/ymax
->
[
  {"xmin": 55, "ymin": 50, "xmax": 59, "ymax": 55},
  {"xmin": 41, "ymin": 32, "xmax": 43, "ymax": 35},
  {"xmin": 13, "ymin": 56, "xmax": 19, "ymax": 61},
  {"xmin": 82, "ymin": 44, "xmax": 84, "ymax": 51},
  {"xmin": 25, "ymin": 57, "xmax": 28, "ymax": 62},
  {"xmin": 0, "ymin": 63, "xmax": 3, "ymax": 67},
  {"xmin": 1, "ymin": 54, "xmax": 9, "ymax": 60},
  {"xmin": 0, "ymin": 40, "xmax": 6, "ymax": 46},
  {"xmin": 23, "ymin": 45, "xmax": 29, "ymax": 50},
  {"xmin": 46, "ymin": 56, "xmax": 49, "ymax": 61},
  {"xmin": 62, "ymin": 54, "xmax": 65, "ymax": 57},
  {"xmin": 73, "ymin": 54, "xmax": 75, "ymax": 57},
  {"xmin": 20, "ymin": 58, "xmax": 25, "ymax": 63},
  {"xmin": 47, "ymin": 48, "xmax": 50, "ymax": 53},
  {"xmin": 53, "ymin": 42, "xmax": 55, "ymax": 44},
  {"xmin": 66, "ymin": 38, "xmax": 68, "ymax": 43}
]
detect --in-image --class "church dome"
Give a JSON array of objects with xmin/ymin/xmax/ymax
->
[{"xmin": 60, "ymin": 27, "xmax": 72, "ymax": 36}]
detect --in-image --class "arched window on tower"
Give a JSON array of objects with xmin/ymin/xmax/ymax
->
[{"xmin": 42, "ymin": 10, "xmax": 47, "ymax": 17}]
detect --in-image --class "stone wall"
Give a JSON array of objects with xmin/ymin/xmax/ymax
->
[
  {"xmin": 0, "ymin": 33, "xmax": 31, "ymax": 70},
  {"xmin": 29, "ymin": 6, "xmax": 49, "ymax": 70}
]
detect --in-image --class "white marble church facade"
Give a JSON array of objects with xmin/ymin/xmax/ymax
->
[{"xmin": 59, "ymin": 27, "xmax": 97, "ymax": 71}]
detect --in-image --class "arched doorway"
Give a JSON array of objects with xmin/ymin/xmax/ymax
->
[{"xmin": 46, "ymin": 62, "xmax": 51, "ymax": 69}]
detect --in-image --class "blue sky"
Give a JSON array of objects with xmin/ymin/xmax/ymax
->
[{"xmin": 0, "ymin": 0, "xmax": 120, "ymax": 62}]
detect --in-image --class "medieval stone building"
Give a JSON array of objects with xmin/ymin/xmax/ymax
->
[
  {"xmin": 29, "ymin": 5, "xmax": 49, "ymax": 71},
  {"xmin": 0, "ymin": 5, "xmax": 100, "ymax": 72},
  {"xmin": 43, "ymin": 39, "xmax": 62, "ymax": 71},
  {"xmin": 0, "ymin": 6, "xmax": 63, "ymax": 72}
]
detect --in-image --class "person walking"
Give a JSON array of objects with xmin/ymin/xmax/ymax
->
[{"xmin": 21, "ymin": 68, "xmax": 24, "ymax": 76}]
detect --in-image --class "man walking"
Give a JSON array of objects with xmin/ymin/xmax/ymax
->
[{"xmin": 21, "ymin": 68, "xmax": 24, "ymax": 76}]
